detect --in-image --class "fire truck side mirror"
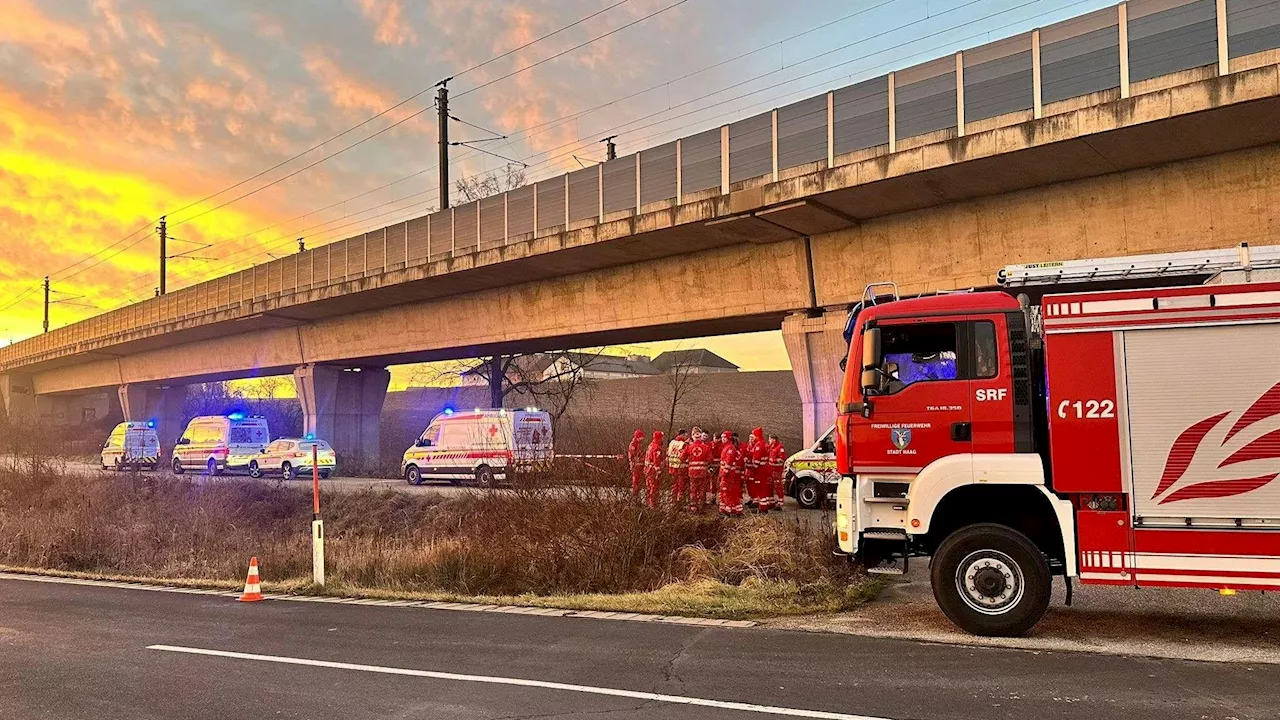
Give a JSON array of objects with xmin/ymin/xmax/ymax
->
[{"xmin": 861, "ymin": 327, "xmax": 881, "ymax": 372}]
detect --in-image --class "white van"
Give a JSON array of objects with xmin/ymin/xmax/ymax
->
[
  {"xmin": 171, "ymin": 414, "xmax": 270, "ymax": 476},
  {"xmin": 402, "ymin": 409, "xmax": 553, "ymax": 487},
  {"xmin": 784, "ymin": 425, "xmax": 838, "ymax": 509},
  {"xmin": 101, "ymin": 421, "xmax": 161, "ymax": 472}
]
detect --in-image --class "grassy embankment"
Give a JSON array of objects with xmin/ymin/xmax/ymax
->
[{"xmin": 0, "ymin": 451, "xmax": 880, "ymax": 618}]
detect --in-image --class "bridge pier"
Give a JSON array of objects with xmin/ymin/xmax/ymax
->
[
  {"xmin": 118, "ymin": 384, "xmax": 188, "ymax": 454},
  {"xmin": 782, "ymin": 310, "xmax": 849, "ymax": 447},
  {"xmin": 293, "ymin": 364, "xmax": 390, "ymax": 468},
  {"xmin": 0, "ymin": 373, "xmax": 37, "ymax": 421}
]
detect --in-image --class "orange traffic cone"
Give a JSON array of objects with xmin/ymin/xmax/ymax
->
[{"xmin": 239, "ymin": 556, "xmax": 264, "ymax": 602}]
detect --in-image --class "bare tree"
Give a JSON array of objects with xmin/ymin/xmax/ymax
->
[
  {"xmin": 245, "ymin": 376, "xmax": 288, "ymax": 400},
  {"xmin": 454, "ymin": 165, "xmax": 527, "ymax": 204},
  {"xmin": 661, "ymin": 350, "xmax": 709, "ymax": 437}
]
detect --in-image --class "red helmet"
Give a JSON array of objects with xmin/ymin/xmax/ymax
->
[
  {"xmin": 633, "ymin": 429, "xmax": 645, "ymax": 439},
  {"xmin": 653, "ymin": 430, "xmax": 665, "ymax": 442}
]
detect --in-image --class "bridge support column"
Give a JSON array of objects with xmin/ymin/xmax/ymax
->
[
  {"xmin": 118, "ymin": 384, "xmax": 187, "ymax": 453},
  {"xmin": 782, "ymin": 310, "xmax": 849, "ymax": 447},
  {"xmin": 0, "ymin": 373, "xmax": 37, "ymax": 422},
  {"xmin": 293, "ymin": 364, "xmax": 390, "ymax": 467}
]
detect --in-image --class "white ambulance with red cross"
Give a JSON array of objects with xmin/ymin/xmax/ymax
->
[{"xmin": 402, "ymin": 409, "xmax": 554, "ymax": 487}]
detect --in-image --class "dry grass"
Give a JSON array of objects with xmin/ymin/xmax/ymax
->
[{"xmin": 0, "ymin": 429, "xmax": 879, "ymax": 618}]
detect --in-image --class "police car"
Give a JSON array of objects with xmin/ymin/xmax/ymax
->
[
  {"xmin": 248, "ymin": 437, "xmax": 336, "ymax": 480},
  {"xmin": 784, "ymin": 425, "xmax": 838, "ymax": 509}
]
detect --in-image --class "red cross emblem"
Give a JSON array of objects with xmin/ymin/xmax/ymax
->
[{"xmin": 488, "ymin": 424, "xmax": 498, "ymax": 437}]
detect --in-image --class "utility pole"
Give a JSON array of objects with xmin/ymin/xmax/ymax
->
[
  {"xmin": 437, "ymin": 79, "xmax": 452, "ymax": 210},
  {"xmin": 601, "ymin": 135, "xmax": 618, "ymax": 161},
  {"xmin": 298, "ymin": 238, "xmax": 306, "ymax": 253},
  {"xmin": 157, "ymin": 216, "xmax": 167, "ymax": 295},
  {"xmin": 42, "ymin": 276, "xmax": 50, "ymax": 333}
]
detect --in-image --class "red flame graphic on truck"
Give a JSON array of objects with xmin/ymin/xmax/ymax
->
[{"xmin": 1153, "ymin": 383, "xmax": 1280, "ymax": 504}]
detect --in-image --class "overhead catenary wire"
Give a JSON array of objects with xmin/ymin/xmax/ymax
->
[
  {"xmin": 0, "ymin": 0, "xmax": 648, "ymax": 311},
  {"xmin": 31, "ymin": 0, "xmax": 908, "ymax": 308},
  {"xmin": 86, "ymin": 0, "xmax": 1085, "ymax": 311}
]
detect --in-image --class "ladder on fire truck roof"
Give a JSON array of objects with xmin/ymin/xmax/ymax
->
[{"xmin": 997, "ymin": 243, "xmax": 1280, "ymax": 287}]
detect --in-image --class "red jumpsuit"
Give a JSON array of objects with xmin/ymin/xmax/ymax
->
[
  {"xmin": 627, "ymin": 430, "xmax": 645, "ymax": 499},
  {"xmin": 717, "ymin": 434, "xmax": 744, "ymax": 516},
  {"xmin": 707, "ymin": 435, "xmax": 725, "ymax": 506},
  {"xmin": 643, "ymin": 431, "xmax": 665, "ymax": 509},
  {"xmin": 683, "ymin": 435, "xmax": 713, "ymax": 512},
  {"xmin": 666, "ymin": 434, "xmax": 688, "ymax": 507},
  {"xmin": 768, "ymin": 438, "xmax": 787, "ymax": 511},
  {"xmin": 745, "ymin": 428, "xmax": 771, "ymax": 512}
]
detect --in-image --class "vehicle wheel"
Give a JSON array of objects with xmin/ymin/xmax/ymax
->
[
  {"xmin": 931, "ymin": 523, "xmax": 1052, "ymax": 637},
  {"xmin": 248, "ymin": 461, "xmax": 262, "ymax": 479},
  {"xmin": 113, "ymin": 457, "xmax": 123, "ymax": 472},
  {"xmin": 319, "ymin": 469, "xmax": 332, "ymax": 479},
  {"xmin": 405, "ymin": 465, "xmax": 423, "ymax": 486},
  {"xmin": 150, "ymin": 463, "xmax": 160, "ymax": 473},
  {"xmin": 171, "ymin": 457, "xmax": 184, "ymax": 475},
  {"xmin": 281, "ymin": 462, "xmax": 294, "ymax": 481},
  {"xmin": 476, "ymin": 465, "xmax": 497, "ymax": 488},
  {"xmin": 795, "ymin": 479, "xmax": 824, "ymax": 509},
  {"xmin": 206, "ymin": 459, "xmax": 220, "ymax": 477}
]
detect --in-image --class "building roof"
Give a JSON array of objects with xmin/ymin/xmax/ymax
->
[{"xmin": 650, "ymin": 349, "xmax": 739, "ymax": 372}]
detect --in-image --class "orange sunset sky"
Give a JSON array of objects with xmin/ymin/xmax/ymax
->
[{"xmin": 0, "ymin": 0, "xmax": 1110, "ymax": 387}]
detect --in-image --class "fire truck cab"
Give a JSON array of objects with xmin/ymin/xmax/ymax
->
[{"xmin": 835, "ymin": 278, "xmax": 1280, "ymax": 636}]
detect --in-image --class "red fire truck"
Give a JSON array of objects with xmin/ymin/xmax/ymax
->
[{"xmin": 834, "ymin": 261, "xmax": 1280, "ymax": 636}]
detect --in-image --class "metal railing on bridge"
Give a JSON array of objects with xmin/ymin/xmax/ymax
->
[{"xmin": 4, "ymin": 0, "xmax": 1280, "ymax": 369}]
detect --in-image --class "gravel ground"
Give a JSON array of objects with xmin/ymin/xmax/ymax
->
[{"xmin": 767, "ymin": 560, "xmax": 1280, "ymax": 664}]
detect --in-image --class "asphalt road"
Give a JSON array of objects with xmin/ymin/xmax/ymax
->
[{"xmin": 1, "ymin": 575, "xmax": 1274, "ymax": 720}]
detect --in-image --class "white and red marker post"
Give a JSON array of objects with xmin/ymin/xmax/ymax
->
[{"xmin": 311, "ymin": 442, "xmax": 325, "ymax": 586}]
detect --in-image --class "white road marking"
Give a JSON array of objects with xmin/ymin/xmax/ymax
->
[{"xmin": 147, "ymin": 645, "xmax": 895, "ymax": 720}]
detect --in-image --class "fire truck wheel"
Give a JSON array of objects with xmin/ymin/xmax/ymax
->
[
  {"xmin": 476, "ymin": 465, "xmax": 497, "ymax": 488},
  {"xmin": 931, "ymin": 523, "xmax": 1051, "ymax": 637},
  {"xmin": 795, "ymin": 479, "xmax": 824, "ymax": 509}
]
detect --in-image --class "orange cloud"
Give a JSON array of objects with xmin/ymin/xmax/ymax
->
[{"xmin": 358, "ymin": 0, "xmax": 417, "ymax": 46}]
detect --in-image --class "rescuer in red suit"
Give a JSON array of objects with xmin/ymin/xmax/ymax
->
[
  {"xmin": 717, "ymin": 431, "xmax": 744, "ymax": 516},
  {"xmin": 627, "ymin": 430, "xmax": 646, "ymax": 500},
  {"xmin": 667, "ymin": 429, "xmax": 689, "ymax": 507},
  {"xmin": 644, "ymin": 430, "xmax": 665, "ymax": 509},
  {"xmin": 768, "ymin": 434, "xmax": 787, "ymax": 512},
  {"xmin": 683, "ymin": 431, "xmax": 713, "ymax": 512},
  {"xmin": 707, "ymin": 431, "xmax": 725, "ymax": 507},
  {"xmin": 745, "ymin": 427, "xmax": 771, "ymax": 512}
]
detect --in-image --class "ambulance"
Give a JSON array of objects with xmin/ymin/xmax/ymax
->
[
  {"xmin": 100, "ymin": 421, "xmax": 161, "ymax": 472},
  {"xmin": 171, "ymin": 414, "xmax": 270, "ymax": 476},
  {"xmin": 402, "ymin": 409, "xmax": 553, "ymax": 487},
  {"xmin": 784, "ymin": 425, "xmax": 838, "ymax": 509}
]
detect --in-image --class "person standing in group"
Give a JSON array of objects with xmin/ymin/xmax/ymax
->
[
  {"xmin": 717, "ymin": 431, "xmax": 744, "ymax": 516},
  {"xmin": 644, "ymin": 430, "xmax": 665, "ymax": 509},
  {"xmin": 683, "ymin": 430, "xmax": 713, "ymax": 512},
  {"xmin": 707, "ymin": 431, "xmax": 725, "ymax": 507},
  {"xmin": 667, "ymin": 429, "xmax": 689, "ymax": 507},
  {"xmin": 745, "ymin": 427, "xmax": 771, "ymax": 512},
  {"xmin": 768, "ymin": 433, "xmax": 787, "ymax": 512},
  {"xmin": 627, "ymin": 430, "xmax": 646, "ymax": 500}
]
